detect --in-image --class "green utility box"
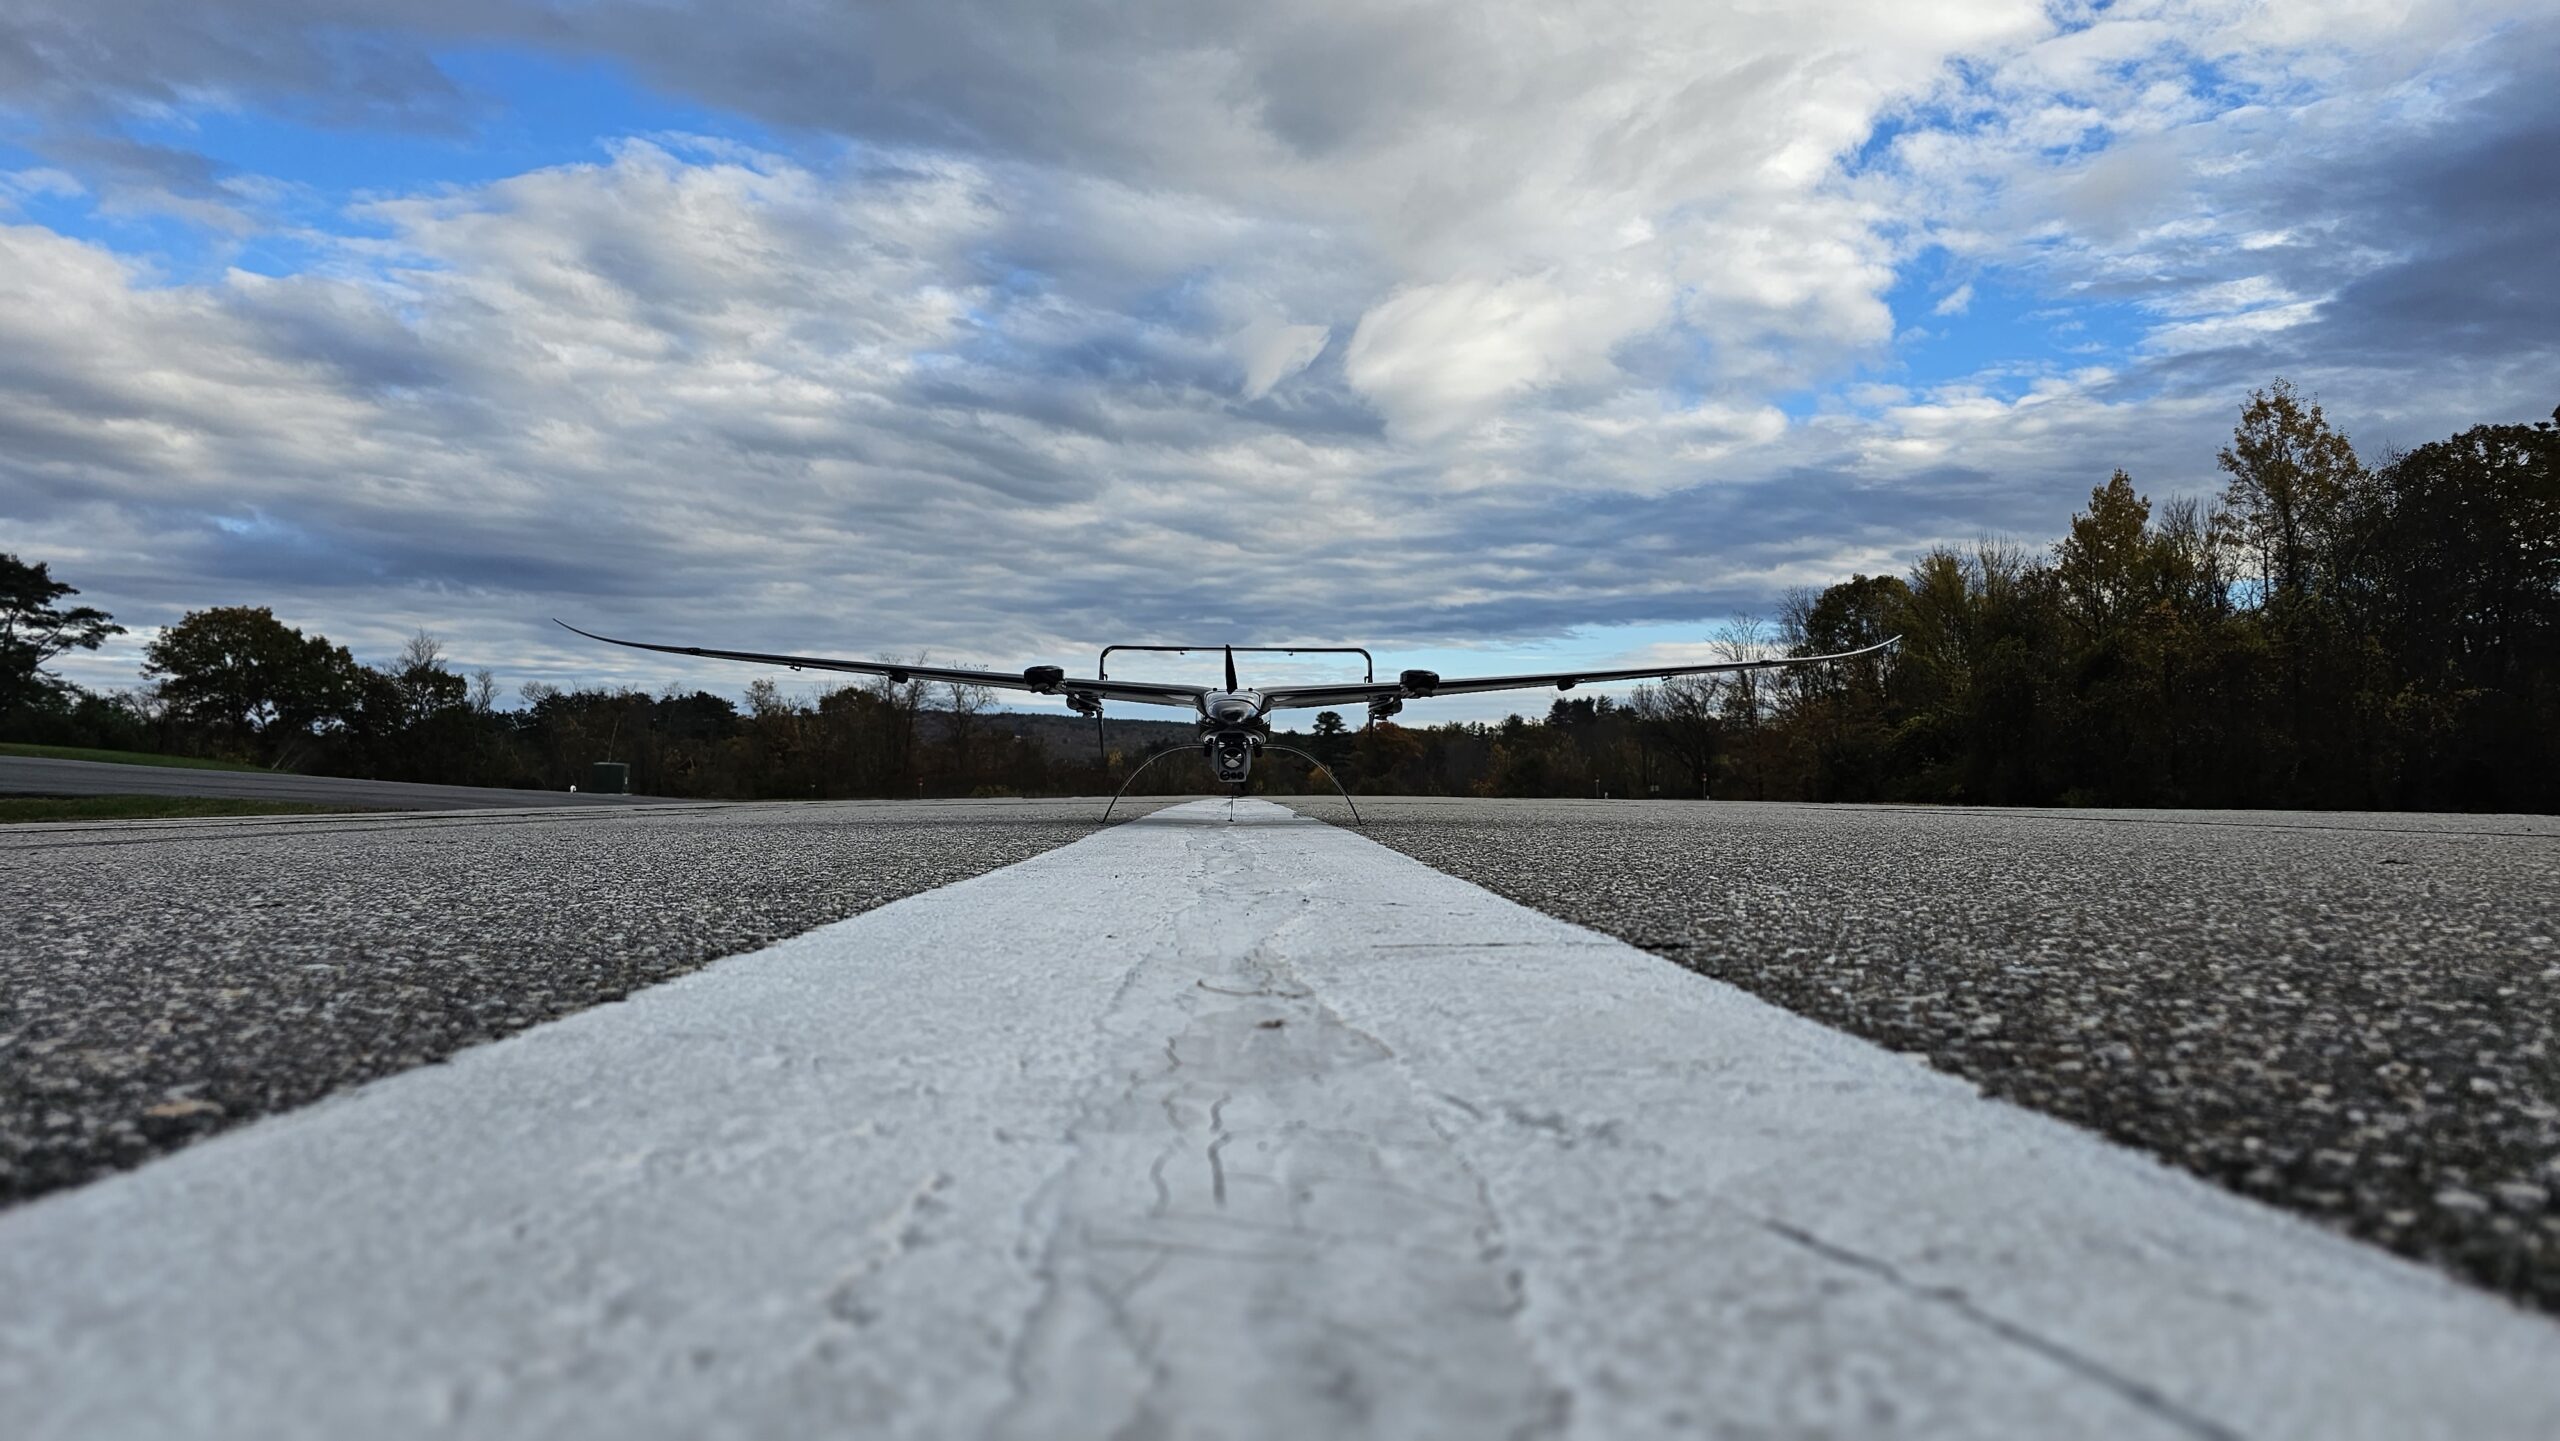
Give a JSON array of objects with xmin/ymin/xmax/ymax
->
[{"xmin": 587, "ymin": 761, "xmax": 631, "ymax": 795}]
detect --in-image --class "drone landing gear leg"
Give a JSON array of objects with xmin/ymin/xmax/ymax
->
[
  {"xmin": 1101, "ymin": 745, "xmax": 1202, "ymax": 824},
  {"xmin": 1263, "ymin": 745, "xmax": 1362, "ymax": 826}
]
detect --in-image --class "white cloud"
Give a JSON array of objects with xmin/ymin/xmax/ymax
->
[
  {"xmin": 1229, "ymin": 317, "xmax": 1331, "ymax": 400},
  {"xmin": 4, "ymin": 0, "xmax": 2557, "ymax": 701},
  {"xmin": 1343, "ymin": 269, "xmax": 1668, "ymax": 439},
  {"xmin": 0, "ymin": 167, "xmax": 84, "ymax": 205}
]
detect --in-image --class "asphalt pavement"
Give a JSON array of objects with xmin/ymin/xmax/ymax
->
[
  {"xmin": 1351, "ymin": 797, "xmax": 2560, "ymax": 1315},
  {"xmin": 8, "ymin": 792, "xmax": 2557, "ymax": 1325},
  {"xmin": 0, "ymin": 754, "xmax": 666, "ymax": 810},
  {"xmin": 0, "ymin": 797, "xmax": 1173, "ymax": 1205},
  {"xmin": 14, "ymin": 800, "xmax": 2557, "ymax": 1440}
]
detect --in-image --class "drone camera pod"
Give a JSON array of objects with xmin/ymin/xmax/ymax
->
[
  {"xmin": 1208, "ymin": 730, "xmax": 1256, "ymax": 784},
  {"xmin": 1368, "ymin": 696, "xmax": 1403, "ymax": 722}
]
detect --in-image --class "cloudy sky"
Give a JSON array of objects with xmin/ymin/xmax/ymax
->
[{"xmin": 3, "ymin": 0, "xmax": 2554, "ymax": 718}]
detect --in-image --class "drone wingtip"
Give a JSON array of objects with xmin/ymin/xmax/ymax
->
[{"xmin": 554, "ymin": 619, "xmax": 625, "ymax": 648}]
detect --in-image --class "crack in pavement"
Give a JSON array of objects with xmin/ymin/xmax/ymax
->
[
  {"xmin": 990, "ymin": 818, "xmax": 1570, "ymax": 1440},
  {"xmin": 1753, "ymin": 1218, "xmax": 2247, "ymax": 1441}
]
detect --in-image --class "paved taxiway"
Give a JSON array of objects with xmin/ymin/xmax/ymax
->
[
  {"xmin": 0, "ymin": 754, "xmax": 669, "ymax": 810},
  {"xmin": 1354, "ymin": 798, "xmax": 2560, "ymax": 1315},
  {"xmin": 8, "ymin": 798, "xmax": 2560, "ymax": 1440}
]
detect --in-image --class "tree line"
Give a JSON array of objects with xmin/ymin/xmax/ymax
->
[{"xmin": 5, "ymin": 381, "xmax": 2553, "ymax": 811}]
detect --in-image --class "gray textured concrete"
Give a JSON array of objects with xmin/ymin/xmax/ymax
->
[
  {"xmin": 0, "ymin": 754, "xmax": 668, "ymax": 810},
  {"xmin": 6, "ymin": 800, "xmax": 2556, "ymax": 1441},
  {"xmin": 1352, "ymin": 796, "xmax": 2560, "ymax": 1315},
  {"xmin": 0, "ymin": 797, "xmax": 1173, "ymax": 1204}
]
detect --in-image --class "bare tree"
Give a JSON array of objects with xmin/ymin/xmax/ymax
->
[
  {"xmin": 1714, "ymin": 615, "xmax": 1772, "ymax": 729},
  {"xmin": 1630, "ymin": 675, "xmax": 1725, "ymax": 797},
  {"xmin": 943, "ymin": 680, "xmax": 996, "ymax": 784},
  {"xmin": 1776, "ymin": 587, "xmax": 1817, "ymax": 652},
  {"xmin": 2154, "ymin": 496, "xmax": 2231, "ymax": 616},
  {"xmin": 396, "ymin": 629, "xmax": 445, "ymax": 675},
  {"xmin": 865, "ymin": 656, "xmax": 928, "ymax": 785},
  {"xmin": 743, "ymin": 677, "xmax": 795, "ymax": 720}
]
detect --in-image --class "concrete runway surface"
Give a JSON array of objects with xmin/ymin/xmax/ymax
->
[
  {"xmin": 0, "ymin": 754, "xmax": 668, "ymax": 810},
  {"xmin": 4, "ymin": 797, "xmax": 2557, "ymax": 1438}
]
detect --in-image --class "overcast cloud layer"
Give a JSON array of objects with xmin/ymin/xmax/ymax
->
[{"xmin": 2, "ymin": 1, "xmax": 2554, "ymax": 708}]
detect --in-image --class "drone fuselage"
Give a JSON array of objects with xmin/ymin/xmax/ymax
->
[{"xmin": 1196, "ymin": 691, "xmax": 1273, "ymax": 783}]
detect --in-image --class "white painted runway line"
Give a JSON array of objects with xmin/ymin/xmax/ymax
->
[{"xmin": 4, "ymin": 799, "xmax": 2556, "ymax": 1439}]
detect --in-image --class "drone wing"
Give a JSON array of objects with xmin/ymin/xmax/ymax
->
[
  {"xmin": 1257, "ymin": 636, "xmax": 1899, "ymax": 712},
  {"xmin": 555, "ymin": 622, "xmax": 1208, "ymax": 708}
]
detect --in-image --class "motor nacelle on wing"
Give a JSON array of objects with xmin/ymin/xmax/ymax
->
[
  {"xmin": 1022, "ymin": 664, "xmax": 1066, "ymax": 692},
  {"xmin": 1398, "ymin": 668, "xmax": 1440, "ymax": 697}
]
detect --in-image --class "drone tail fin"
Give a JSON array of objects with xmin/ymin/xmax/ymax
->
[{"xmin": 1225, "ymin": 644, "xmax": 1239, "ymax": 691}]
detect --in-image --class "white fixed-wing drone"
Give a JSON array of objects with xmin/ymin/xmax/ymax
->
[{"xmin": 558, "ymin": 622, "xmax": 1895, "ymax": 815}]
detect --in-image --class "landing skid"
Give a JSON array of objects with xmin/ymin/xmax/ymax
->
[
  {"xmin": 1100, "ymin": 744, "xmax": 1202, "ymax": 824},
  {"xmin": 1262, "ymin": 744, "xmax": 1362, "ymax": 825}
]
